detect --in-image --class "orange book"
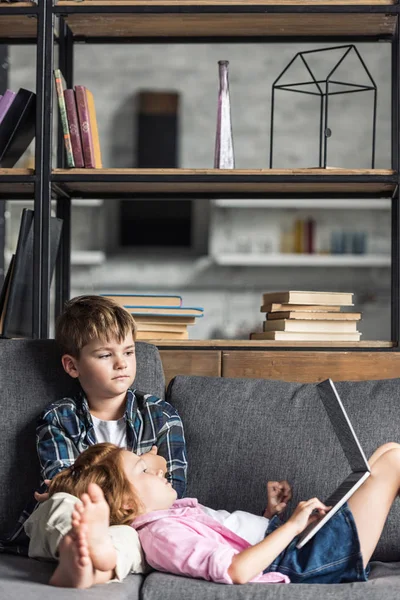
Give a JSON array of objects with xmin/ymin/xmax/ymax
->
[{"xmin": 86, "ymin": 89, "xmax": 102, "ymax": 168}]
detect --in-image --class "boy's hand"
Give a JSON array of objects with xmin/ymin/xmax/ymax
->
[
  {"xmin": 264, "ymin": 480, "xmax": 292, "ymax": 519},
  {"xmin": 34, "ymin": 479, "xmax": 51, "ymax": 503},
  {"xmin": 142, "ymin": 446, "xmax": 167, "ymax": 475},
  {"xmin": 287, "ymin": 498, "xmax": 331, "ymax": 535}
]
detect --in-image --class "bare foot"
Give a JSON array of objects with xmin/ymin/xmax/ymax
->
[
  {"xmin": 77, "ymin": 482, "xmax": 117, "ymax": 572},
  {"xmin": 49, "ymin": 528, "xmax": 94, "ymax": 589}
]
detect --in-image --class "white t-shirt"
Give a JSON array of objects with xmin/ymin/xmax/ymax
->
[
  {"xmin": 201, "ymin": 506, "xmax": 270, "ymax": 545},
  {"xmin": 91, "ymin": 414, "xmax": 127, "ymax": 447}
]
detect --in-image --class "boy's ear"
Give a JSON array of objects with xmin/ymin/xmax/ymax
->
[{"xmin": 62, "ymin": 354, "xmax": 80, "ymax": 378}]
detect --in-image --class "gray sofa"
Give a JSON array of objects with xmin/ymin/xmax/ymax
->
[{"xmin": 0, "ymin": 339, "xmax": 400, "ymax": 599}]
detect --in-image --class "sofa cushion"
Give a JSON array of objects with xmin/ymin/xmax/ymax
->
[
  {"xmin": 0, "ymin": 339, "xmax": 165, "ymax": 537},
  {"xmin": 167, "ymin": 375, "xmax": 400, "ymax": 561},
  {"xmin": 141, "ymin": 569, "xmax": 400, "ymax": 600},
  {"xmin": 0, "ymin": 555, "xmax": 143, "ymax": 600}
]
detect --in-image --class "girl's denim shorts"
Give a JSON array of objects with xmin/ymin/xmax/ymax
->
[{"xmin": 263, "ymin": 502, "xmax": 370, "ymax": 584}]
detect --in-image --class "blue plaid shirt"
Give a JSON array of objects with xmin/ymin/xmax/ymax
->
[{"xmin": 0, "ymin": 387, "xmax": 187, "ymax": 555}]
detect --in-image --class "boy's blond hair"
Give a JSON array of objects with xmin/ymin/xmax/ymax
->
[{"xmin": 56, "ymin": 295, "xmax": 137, "ymax": 357}]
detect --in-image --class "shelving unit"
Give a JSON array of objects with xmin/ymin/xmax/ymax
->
[{"xmin": 5, "ymin": 0, "xmax": 400, "ymax": 345}]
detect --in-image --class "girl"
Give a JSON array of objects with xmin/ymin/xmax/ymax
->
[{"xmin": 48, "ymin": 441, "xmax": 400, "ymax": 588}]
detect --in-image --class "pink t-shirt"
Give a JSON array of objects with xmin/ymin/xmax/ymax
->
[{"xmin": 132, "ymin": 498, "xmax": 289, "ymax": 584}]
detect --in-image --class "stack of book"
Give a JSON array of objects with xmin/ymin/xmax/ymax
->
[
  {"xmin": 54, "ymin": 69, "xmax": 102, "ymax": 169},
  {"xmin": 101, "ymin": 294, "xmax": 204, "ymax": 340},
  {"xmin": 250, "ymin": 290, "xmax": 361, "ymax": 342},
  {"xmin": 0, "ymin": 87, "xmax": 36, "ymax": 168}
]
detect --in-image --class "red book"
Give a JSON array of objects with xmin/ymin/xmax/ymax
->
[
  {"xmin": 74, "ymin": 85, "xmax": 95, "ymax": 168},
  {"xmin": 63, "ymin": 89, "xmax": 84, "ymax": 168}
]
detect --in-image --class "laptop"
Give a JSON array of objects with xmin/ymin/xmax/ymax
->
[{"xmin": 296, "ymin": 378, "xmax": 370, "ymax": 549}]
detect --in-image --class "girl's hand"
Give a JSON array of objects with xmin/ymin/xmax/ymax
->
[
  {"xmin": 34, "ymin": 479, "xmax": 51, "ymax": 503},
  {"xmin": 287, "ymin": 498, "xmax": 331, "ymax": 535},
  {"xmin": 264, "ymin": 480, "xmax": 292, "ymax": 518}
]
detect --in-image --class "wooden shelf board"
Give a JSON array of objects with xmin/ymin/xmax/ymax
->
[
  {"xmin": 213, "ymin": 199, "xmax": 392, "ymax": 209},
  {"xmin": 212, "ymin": 253, "xmax": 391, "ymax": 267},
  {"xmin": 0, "ymin": 5, "xmax": 37, "ymax": 39},
  {"xmin": 57, "ymin": 3, "xmax": 397, "ymax": 39},
  {"xmin": 152, "ymin": 339, "xmax": 395, "ymax": 348},
  {"xmin": 0, "ymin": 168, "xmax": 35, "ymax": 197},
  {"xmin": 58, "ymin": 1, "xmax": 397, "ymax": 5},
  {"xmin": 52, "ymin": 168, "xmax": 396, "ymax": 197}
]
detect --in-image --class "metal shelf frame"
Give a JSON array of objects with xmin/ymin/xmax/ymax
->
[{"xmin": 29, "ymin": 1, "xmax": 400, "ymax": 343}]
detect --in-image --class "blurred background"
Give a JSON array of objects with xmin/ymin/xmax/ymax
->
[{"xmin": 3, "ymin": 41, "xmax": 392, "ymax": 339}]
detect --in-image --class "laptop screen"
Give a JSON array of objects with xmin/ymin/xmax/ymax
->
[{"xmin": 316, "ymin": 379, "xmax": 370, "ymax": 473}]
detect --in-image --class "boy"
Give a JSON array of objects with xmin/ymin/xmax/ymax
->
[{"xmin": 8, "ymin": 295, "xmax": 187, "ymax": 582}]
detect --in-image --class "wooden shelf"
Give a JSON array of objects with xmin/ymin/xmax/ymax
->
[
  {"xmin": 0, "ymin": 4, "xmax": 37, "ymax": 40},
  {"xmin": 56, "ymin": 1, "xmax": 397, "ymax": 40},
  {"xmin": 0, "ymin": 169, "xmax": 35, "ymax": 198},
  {"xmin": 57, "ymin": 1, "xmax": 397, "ymax": 4},
  {"xmin": 212, "ymin": 253, "xmax": 391, "ymax": 267},
  {"xmin": 152, "ymin": 339, "xmax": 395, "ymax": 348},
  {"xmin": 213, "ymin": 199, "xmax": 392, "ymax": 209},
  {"xmin": 52, "ymin": 168, "xmax": 396, "ymax": 198}
]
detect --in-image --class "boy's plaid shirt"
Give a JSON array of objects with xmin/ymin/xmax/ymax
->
[{"xmin": 0, "ymin": 388, "xmax": 187, "ymax": 555}]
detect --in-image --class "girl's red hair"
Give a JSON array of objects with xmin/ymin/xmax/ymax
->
[{"xmin": 48, "ymin": 443, "xmax": 140, "ymax": 525}]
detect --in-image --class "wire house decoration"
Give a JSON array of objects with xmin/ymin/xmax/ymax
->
[{"xmin": 269, "ymin": 45, "xmax": 377, "ymax": 169}]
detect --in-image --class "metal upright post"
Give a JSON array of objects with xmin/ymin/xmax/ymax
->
[
  {"xmin": 34, "ymin": 0, "xmax": 54, "ymax": 338},
  {"xmin": 0, "ymin": 45, "xmax": 8, "ymax": 288},
  {"xmin": 55, "ymin": 18, "xmax": 73, "ymax": 318},
  {"xmin": 391, "ymin": 16, "xmax": 400, "ymax": 346}
]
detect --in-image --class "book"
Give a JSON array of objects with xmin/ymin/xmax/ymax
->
[
  {"xmin": 294, "ymin": 219, "xmax": 304, "ymax": 253},
  {"xmin": 263, "ymin": 319, "xmax": 358, "ymax": 333},
  {"xmin": 63, "ymin": 89, "xmax": 84, "ymax": 168},
  {"xmin": 261, "ymin": 303, "xmax": 342, "ymax": 313},
  {"xmin": 53, "ymin": 69, "xmax": 75, "ymax": 168},
  {"xmin": 75, "ymin": 85, "xmax": 95, "ymax": 168},
  {"xmin": 305, "ymin": 218, "xmax": 315, "ymax": 254},
  {"xmin": 266, "ymin": 311, "xmax": 361, "ymax": 321},
  {"xmin": 135, "ymin": 321, "xmax": 188, "ymax": 333},
  {"xmin": 136, "ymin": 330, "xmax": 189, "ymax": 341},
  {"xmin": 85, "ymin": 88, "xmax": 102, "ymax": 168},
  {"xmin": 0, "ymin": 89, "xmax": 16, "ymax": 125},
  {"xmin": 250, "ymin": 331, "xmax": 361, "ymax": 341},
  {"xmin": 101, "ymin": 293, "xmax": 182, "ymax": 307},
  {"xmin": 126, "ymin": 305, "xmax": 204, "ymax": 317},
  {"xmin": 1, "ymin": 209, "xmax": 63, "ymax": 338},
  {"xmin": 0, "ymin": 254, "xmax": 15, "ymax": 335},
  {"xmin": 262, "ymin": 291, "xmax": 354, "ymax": 306},
  {"xmin": 133, "ymin": 314, "xmax": 196, "ymax": 326},
  {"xmin": 0, "ymin": 88, "xmax": 36, "ymax": 168}
]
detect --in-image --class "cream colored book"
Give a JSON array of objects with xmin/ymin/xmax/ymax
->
[
  {"xmin": 262, "ymin": 291, "xmax": 354, "ymax": 306},
  {"xmin": 136, "ymin": 330, "xmax": 189, "ymax": 341},
  {"xmin": 266, "ymin": 312, "xmax": 361, "ymax": 322},
  {"xmin": 261, "ymin": 303, "xmax": 342, "ymax": 313},
  {"xmin": 251, "ymin": 331, "xmax": 361, "ymax": 341},
  {"xmin": 133, "ymin": 315, "xmax": 196, "ymax": 326},
  {"xmin": 135, "ymin": 322, "xmax": 188, "ymax": 333},
  {"xmin": 127, "ymin": 306, "xmax": 203, "ymax": 317},
  {"xmin": 263, "ymin": 319, "xmax": 358, "ymax": 333}
]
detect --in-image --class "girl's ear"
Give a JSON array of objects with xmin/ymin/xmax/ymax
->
[
  {"xmin": 122, "ymin": 493, "xmax": 142, "ymax": 515},
  {"xmin": 62, "ymin": 354, "xmax": 80, "ymax": 378}
]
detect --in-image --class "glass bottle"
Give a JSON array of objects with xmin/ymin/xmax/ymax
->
[{"xmin": 214, "ymin": 60, "xmax": 235, "ymax": 169}]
